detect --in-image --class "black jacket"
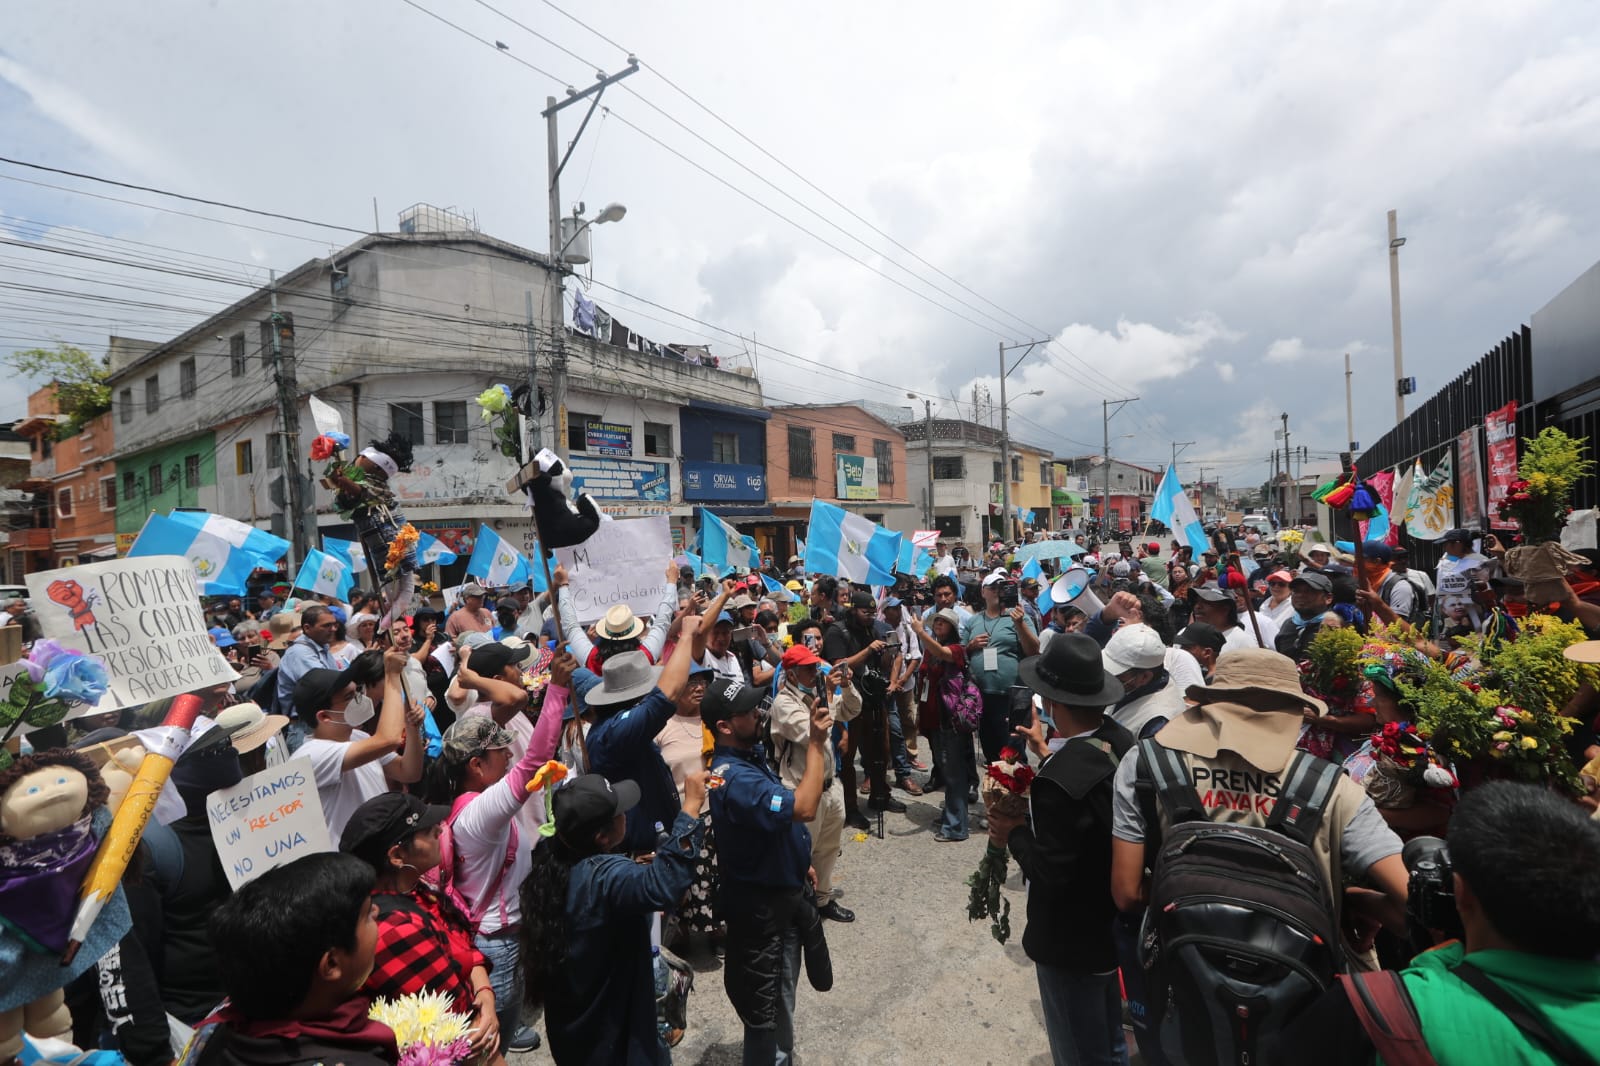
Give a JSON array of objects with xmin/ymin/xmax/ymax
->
[{"xmin": 1006, "ymin": 718, "xmax": 1134, "ymax": 971}]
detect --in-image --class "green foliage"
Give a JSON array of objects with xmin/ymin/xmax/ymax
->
[
  {"xmin": 1519, "ymin": 428, "xmax": 1595, "ymax": 499},
  {"xmin": 966, "ymin": 843, "xmax": 1012, "ymax": 943},
  {"xmin": 1305, "ymin": 625, "xmax": 1366, "ymax": 699},
  {"xmin": 5, "ymin": 345, "xmax": 112, "ymax": 436}
]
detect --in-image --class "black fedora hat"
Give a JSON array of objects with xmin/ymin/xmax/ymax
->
[{"xmin": 1018, "ymin": 633, "xmax": 1125, "ymax": 708}]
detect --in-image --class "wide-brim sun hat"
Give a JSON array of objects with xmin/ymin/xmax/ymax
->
[
  {"xmin": 583, "ymin": 650, "xmax": 663, "ymax": 707},
  {"xmin": 1018, "ymin": 632, "xmax": 1124, "ymax": 707}
]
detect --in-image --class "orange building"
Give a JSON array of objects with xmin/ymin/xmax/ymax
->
[
  {"xmin": 759, "ymin": 403, "xmax": 913, "ymax": 562},
  {"xmin": 15, "ymin": 384, "xmax": 119, "ymax": 567}
]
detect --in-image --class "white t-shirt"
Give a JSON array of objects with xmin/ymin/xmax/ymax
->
[
  {"xmin": 1222, "ymin": 614, "xmax": 1280, "ymax": 655},
  {"xmin": 1164, "ymin": 645, "xmax": 1204, "ymax": 694},
  {"xmin": 1259, "ymin": 596, "xmax": 1295, "ymax": 628},
  {"xmin": 700, "ymin": 648, "xmax": 743, "ymax": 684},
  {"xmin": 298, "ymin": 731, "xmax": 397, "ymax": 839},
  {"xmin": 449, "ymin": 770, "xmax": 534, "ymax": 935}
]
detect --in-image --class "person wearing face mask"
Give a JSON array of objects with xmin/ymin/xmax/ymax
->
[
  {"xmin": 771, "ymin": 643, "xmax": 862, "ymax": 923},
  {"xmin": 340, "ymin": 794, "xmax": 503, "ymax": 1066},
  {"xmin": 294, "ymin": 651, "xmax": 425, "ymax": 839},
  {"xmin": 1274, "ymin": 572, "xmax": 1335, "ymax": 665}
]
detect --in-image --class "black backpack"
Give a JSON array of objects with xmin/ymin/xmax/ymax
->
[
  {"xmin": 1379, "ymin": 572, "xmax": 1426, "ymax": 625},
  {"xmin": 1135, "ymin": 738, "xmax": 1345, "ymax": 1066}
]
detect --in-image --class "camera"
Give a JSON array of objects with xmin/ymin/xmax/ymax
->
[
  {"xmin": 999, "ymin": 581, "xmax": 1020, "ymax": 609},
  {"xmin": 1403, "ymin": 835, "xmax": 1462, "ymax": 943}
]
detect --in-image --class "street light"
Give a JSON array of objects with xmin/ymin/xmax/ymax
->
[
  {"xmin": 996, "ymin": 338, "xmax": 1049, "ymax": 545},
  {"xmin": 1387, "ymin": 209, "xmax": 1408, "ymax": 425},
  {"xmin": 909, "ymin": 393, "xmax": 934, "ymax": 530},
  {"xmin": 559, "ymin": 201, "xmax": 628, "ymax": 262}
]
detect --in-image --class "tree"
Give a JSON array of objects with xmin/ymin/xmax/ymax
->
[{"xmin": 5, "ymin": 345, "xmax": 111, "ymax": 437}]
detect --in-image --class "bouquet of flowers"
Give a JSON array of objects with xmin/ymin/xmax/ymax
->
[
  {"xmin": 0, "ymin": 640, "xmax": 112, "ymax": 770},
  {"xmin": 475, "ymin": 383, "xmax": 522, "ymax": 460},
  {"xmin": 386, "ymin": 523, "xmax": 420, "ymax": 574},
  {"xmin": 966, "ymin": 748, "xmax": 1035, "ymax": 943},
  {"xmin": 1363, "ymin": 720, "xmax": 1458, "ymax": 809},
  {"xmin": 418, "ymin": 580, "xmax": 440, "ymax": 596},
  {"xmin": 1495, "ymin": 428, "xmax": 1593, "ymax": 542},
  {"xmin": 369, "ymin": 990, "xmax": 476, "ymax": 1066}
]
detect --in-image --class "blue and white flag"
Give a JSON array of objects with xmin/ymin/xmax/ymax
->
[
  {"xmin": 1151, "ymin": 463, "xmax": 1209, "ymax": 558},
  {"xmin": 416, "ymin": 531, "xmax": 458, "ymax": 566},
  {"xmin": 678, "ymin": 550, "xmax": 716, "ymax": 579},
  {"xmin": 294, "ymin": 548, "xmax": 354, "ymax": 599},
  {"xmin": 165, "ymin": 510, "xmax": 291, "ymax": 568},
  {"xmin": 796, "ymin": 537, "xmax": 806, "ymax": 564},
  {"xmin": 805, "ymin": 500, "xmax": 901, "ymax": 585},
  {"xmin": 1021, "ymin": 557, "xmax": 1044, "ymax": 582},
  {"xmin": 760, "ymin": 573, "xmax": 795, "ymax": 602},
  {"xmin": 321, "ymin": 536, "xmax": 369, "ymax": 574},
  {"xmin": 698, "ymin": 508, "xmax": 760, "ymax": 572},
  {"xmin": 128, "ymin": 512, "xmax": 257, "ymax": 596},
  {"xmin": 894, "ymin": 538, "xmax": 932, "ymax": 577},
  {"xmin": 466, "ymin": 524, "xmax": 535, "ymax": 587}
]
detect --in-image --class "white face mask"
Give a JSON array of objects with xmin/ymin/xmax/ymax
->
[{"xmin": 340, "ymin": 691, "xmax": 375, "ymax": 730}]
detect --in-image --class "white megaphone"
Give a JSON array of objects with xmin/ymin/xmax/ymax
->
[{"xmin": 1050, "ymin": 565, "xmax": 1103, "ymax": 616}]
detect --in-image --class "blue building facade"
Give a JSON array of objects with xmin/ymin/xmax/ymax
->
[{"xmin": 679, "ymin": 399, "xmax": 769, "ymax": 529}]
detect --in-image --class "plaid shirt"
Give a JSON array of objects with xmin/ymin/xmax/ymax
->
[{"xmin": 362, "ymin": 887, "xmax": 486, "ymax": 1014}]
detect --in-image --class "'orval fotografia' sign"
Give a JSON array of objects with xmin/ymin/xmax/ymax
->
[{"xmin": 26, "ymin": 556, "xmax": 239, "ymax": 712}]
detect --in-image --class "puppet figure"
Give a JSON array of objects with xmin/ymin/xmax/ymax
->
[
  {"xmin": 526, "ymin": 447, "xmax": 605, "ymax": 556},
  {"xmin": 322, "ymin": 432, "xmax": 417, "ymax": 625},
  {"xmin": 0, "ymin": 749, "xmax": 132, "ymax": 1062}
]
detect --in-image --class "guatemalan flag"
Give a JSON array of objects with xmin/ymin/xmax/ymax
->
[
  {"xmin": 466, "ymin": 524, "xmax": 537, "ymax": 588},
  {"xmin": 894, "ymin": 538, "xmax": 932, "ymax": 577},
  {"xmin": 128, "ymin": 512, "xmax": 259, "ymax": 596},
  {"xmin": 698, "ymin": 508, "xmax": 760, "ymax": 572},
  {"xmin": 805, "ymin": 500, "xmax": 901, "ymax": 585},
  {"xmin": 164, "ymin": 510, "xmax": 291, "ymax": 568},
  {"xmin": 322, "ymin": 536, "xmax": 369, "ymax": 574},
  {"xmin": 416, "ymin": 531, "xmax": 458, "ymax": 566},
  {"xmin": 294, "ymin": 548, "xmax": 355, "ymax": 599},
  {"xmin": 1151, "ymin": 463, "xmax": 1210, "ymax": 558}
]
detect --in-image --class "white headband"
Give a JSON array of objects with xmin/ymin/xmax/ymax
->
[{"xmin": 360, "ymin": 447, "xmax": 398, "ymax": 478}]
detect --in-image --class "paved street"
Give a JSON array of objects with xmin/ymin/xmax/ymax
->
[{"xmin": 511, "ymin": 791, "xmax": 1148, "ymax": 1066}]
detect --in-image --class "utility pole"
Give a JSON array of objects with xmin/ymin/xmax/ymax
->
[
  {"xmin": 523, "ymin": 289, "xmax": 542, "ymax": 456},
  {"xmin": 1102, "ymin": 396, "xmax": 1139, "ymax": 533},
  {"xmin": 916, "ymin": 396, "xmax": 934, "ymax": 530},
  {"xmin": 267, "ymin": 270, "xmax": 305, "ymax": 576},
  {"xmin": 1344, "ymin": 351, "xmax": 1355, "ymax": 452},
  {"xmin": 1171, "ymin": 440, "xmax": 1194, "ymax": 478},
  {"xmin": 544, "ymin": 60, "xmax": 640, "ymax": 460},
  {"xmin": 997, "ymin": 339, "xmax": 1046, "ymax": 543},
  {"xmin": 1280, "ymin": 412, "xmax": 1293, "ymax": 527},
  {"xmin": 1387, "ymin": 209, "xmax": 1408, "ymax": 425}
]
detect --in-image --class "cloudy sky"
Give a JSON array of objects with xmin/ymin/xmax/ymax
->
[{"xmin": 3, "ymin": 0, "xmax": 1598, "ymax": 489}]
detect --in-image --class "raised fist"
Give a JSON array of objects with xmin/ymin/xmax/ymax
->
[{"xmin": 46, "ymin": 579, "xmax": 96, "ymax": 631}]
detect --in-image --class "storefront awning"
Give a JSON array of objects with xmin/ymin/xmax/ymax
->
[{"xmin": 1052, "ymin": 490, "xmax": 1083, "ymax": 506}]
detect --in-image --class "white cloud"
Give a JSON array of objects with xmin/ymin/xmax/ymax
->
[
  {"xmin": 1265, "ymin": 338, "xmax": 1306, "ymax": 364},
  {"xmin": 1217, "ymin": 362, "xmax": 1236, "ymax": 382}
]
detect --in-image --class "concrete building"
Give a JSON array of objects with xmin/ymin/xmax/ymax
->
[
  {"xmin": 763, "ymin": 403, "xmax": 911, "ymax": 561},
  {"xmin": 0, "ymin": 420, "xmax": 40, "ymax": 582},
  {"xmin": 898, "ymin": 417, "xmax": 1055, "ymax": 548},
  {"xmin": 1058, "ymin": 456, "xmax": 1159, "ymax": 531},
  {"xmin": 103, "ymin": 217, "xmax": 764, "ymax": 580}
]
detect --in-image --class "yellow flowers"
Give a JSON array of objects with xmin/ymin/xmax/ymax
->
[
  {"xmin": 527, "ymin": 760, "xmax": 569, "ymax": 793},
  {"xmin": 386, "ymin": 523, "xmax": 419, "ymax": 571},
  {"xmin": 1521, "ymin": 736, "xmax": 1540, "ymax": 751},
  {"xmin": 370, "ymin": 991, "xmax": 474, "ymax": 1047},
  {"xmin": 1492, "ymin": 731, "xmax": 1514, "ymax": 743}
]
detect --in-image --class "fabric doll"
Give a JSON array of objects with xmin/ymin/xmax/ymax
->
[
  {"xmin": 325, "ymin": 432, "xmax": 416, "ymax": 625},
  {"xmin": 0, "ymin": 749, "xmax": 132, "ymax": 1062},
  {"xmin": 525, "ymin": 448, "xmax": 605, "ymax": 557}
]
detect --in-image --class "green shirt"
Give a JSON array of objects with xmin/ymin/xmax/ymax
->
[
  {"xmin": 959, "ymin": 611, "xmax": 1034, "ymax": 695},
  {"xmin": 1395, "ymin": 941, "xmax": 1600, "ymax": 1066}
]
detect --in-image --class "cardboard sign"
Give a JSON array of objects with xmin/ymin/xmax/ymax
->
[
  {"xmin": 1485, "ymin": 401, "xmax": 1520, "ymax": 531},
  {"xmin": 25, "ymin": 556, "xmax": 239, "ymax": 714},
  {"xmin": 206, "ymin": 757, "xmax": 333, "ymax": 889},
  {"xmin": 554, "ymin": 516, "xmax": 674, "ymax": 625}
]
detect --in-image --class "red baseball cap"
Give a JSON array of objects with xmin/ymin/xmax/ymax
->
[{"xmin": 781, "ymin": 644, "xmax": 825, "ymax": 670}]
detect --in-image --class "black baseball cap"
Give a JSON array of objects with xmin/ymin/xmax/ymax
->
[
  {"xmin": 553, "ymin": 773, "xmax": 640, "ymax": 840},
  {"xmin": 700, "ymin": 675, "xmax": 766, "ymax": 727},
  {"xmin": 292, "ymin": 666, "xmax": 357, "ymax": 717},
  {"xmin": 848, "ymin": 590, "xmax": 876, "ymax": 612},
  {"xmin": 1174, "ymin": 622, "xmax": 1226, "ymax": 654},
  {"xmin": 469, "ymin": 640, "xmax": 534, "ymax": 678},
  {"xmin": 1290, "ymin": 571, "xmax": 1333, "ymax": 594},
  {"xmin": 339, "ymin": 793, "xmax": 449, "ymax": 863}
]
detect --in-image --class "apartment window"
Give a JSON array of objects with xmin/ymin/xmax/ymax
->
[
  {"xmin": 119, "ymin": 388, "xmax": 133, "ymax": 424},
  {"xmin": 230, "ymin": 332, "xmax": 246, "ymax": 376},
  {"xmin": 122, "ymin": 471, "xmax": 136, "ymax": 502},
  {"xmin": 711, "ymin": 431, "xmax": 739, "ymax": 464},
  {"xmin": 100, "ymin": 477, "xmax": 116, "ymax": 511},
  {"xmin": 185, "ymin": 454, "xmax": 201, "ymax": 488},
  {"xmin": 932, "ymin": 456, "xmax": 964, "ymax": 480},
  {"xmin": 390, "ymin": 402, "xmax": 425, "ymax": 446},
  {"xmin": 236, "ymin": 440, "xmax": 254, "ymax": 475},
  {"xmin": 331, "ymin": 267, "xmax": 351, "ymax": 298},
  {"xmin": 267, "ymin": 432, "xmax": 282, "ymax": 468},
  {"xmin": 787, "ymin": 426, "xmax": 815, "ymax": 478},
  {"xmin": 259, "ymin": 313, "xmax": 294, "ymax": 371},
  {"xmin": 56, "ymin": 487, "xmax": 73, "ymax": 518},
  {"xmin": 993, "ymin": 460, "xmax": 1003, "ymax": 483},
  {"xmin": 40, "ymin": 436, "xmax": 51, "ymax": 460},
  {"xmin": 259, "ymin": 320, "xmax": 274, "ymax": 369},
  {"xmin": 873, "ymin": 439, "xmax": 894, "ymax": 484},
  {"xmin": 831, "ymin": 433, "xmax": 855, "ymax": 453},
  {"xmin": 643, "ymin": 421, "xmax": 673, "ymax": 457},
  {"xmin": 145, "ymin": 375, "xmax": 160, "ymax": 414},
  {"xmin": 1011, "ymin": 457, "xmax": 1022, "ymax": 483},
  {"xmin": 933, "ymin": 514, "xmax": 963, "ymax": 538},
  {"xmin": 1040, "ymin": 461, "xmax": 1051, "ymax": 485},
  {"xmin": 566, "ymin": 412, "xmax": 600, "ymax": 453},
  {"xmin": 179, "ymin": 357, "xmax": 196, "ymax": 399},
  {"xmin": 434, "ymin": 401, "xmax": 469, "ymax": 445},
  {"xmin": 149, "ymin": 463, "xmax": 164, "ymax": 495}
]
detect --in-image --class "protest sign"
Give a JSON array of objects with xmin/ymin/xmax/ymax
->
[
  {"xmin": 1485, "ymin": 401, "xmax": 1520, "ymax": 531},
  {"xmin": 554, "ymin": 516, "xmax": 673, "ymax": 624},
  {"xmin": 25, "ymin": 556, "xmax": 239, "ymax": 714},
  {"xmin": 206, "ymin": 756, "xmax": 333, "ymax": 889},
  {"xmin": 1456, "ymin": 426, "xmax": 1486, "ymax": 529}
]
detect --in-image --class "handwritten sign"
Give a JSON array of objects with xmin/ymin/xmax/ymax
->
[
  {"xmin": 554, "ymin": 516, "xmax": 673, "ymax": 625},
  {"xmin": 25, "ymin": 556, "xmax": 239, "ymax": 713},
  {"xmin": 206, "ymin": 757, "xmax": 333, "ymax": 889}
]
